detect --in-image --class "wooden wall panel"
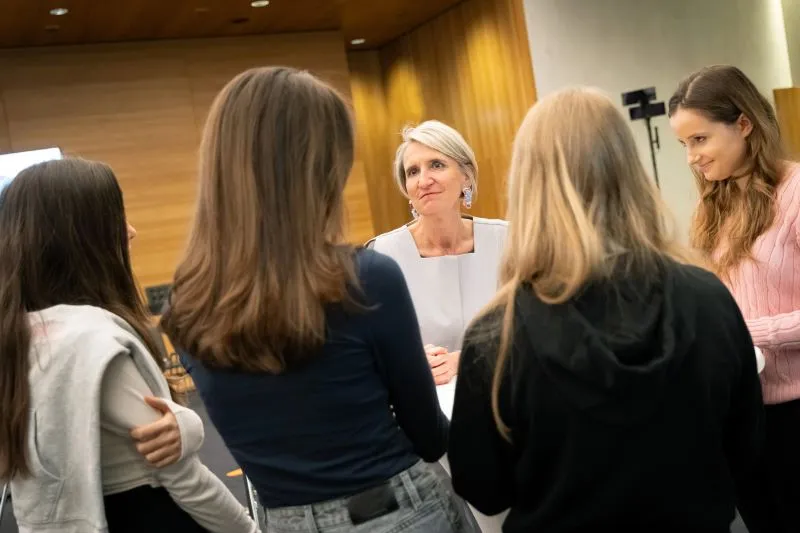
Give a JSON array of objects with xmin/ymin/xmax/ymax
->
[
  {"xmin": 0, "ymin": 32, "xmax": 374, "ymax": 288},
  {"xmin": 349, "ymin": 0, "xmax": 536, "ymax": 232},
  {"xmin": 0, "ymin": 94, "xmax": 10, "ymax": 152},
  {"xmin": 348, "ymin": 51, "xmax": 409, "ymax": 234},
  {"xmin": 775, "ymin": 87, "xmax": 800, "ymax": 160}
]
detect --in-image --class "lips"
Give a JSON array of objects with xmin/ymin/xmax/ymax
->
[
  {"xmin": 418, "ymin": 192, "xmax": 440, "ymax": 200},
  {"xmin": 698, "ymin": 162, "xmax": 713, "ymax": 173}
]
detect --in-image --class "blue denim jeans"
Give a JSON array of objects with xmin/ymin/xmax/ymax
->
[{"xmin": 263, "ymin": 461, "xmax": 471, "ymax": 533}]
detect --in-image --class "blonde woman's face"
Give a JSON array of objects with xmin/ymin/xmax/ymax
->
[
  {"xmin": 403, "ymin": 142, "xmax": 467, "ymax": 217},
  {"xmin": 669, "ymin": 107, "xmax": 751, "ymax": 182}
]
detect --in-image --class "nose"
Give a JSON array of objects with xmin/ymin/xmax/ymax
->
[
  {"xmin": 686, "ymin": 147, "xmax": 700, "ymax": 166},
  {"xmin": 127, "ymin": 223, "xmax": 137, "ymax": 242},
  {"xmin": 419, "ymin": 169, "xmax": 436, "ymax": 187}
]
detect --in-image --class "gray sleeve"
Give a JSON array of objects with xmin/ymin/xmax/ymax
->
[{"xmin": 100, "ymin": 356, "xmax": 258, "ymax": 533}]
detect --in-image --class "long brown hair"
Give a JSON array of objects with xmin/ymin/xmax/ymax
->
[
  {"xmin": 161, "ymin": 66, "xmax": 360, "ymax": 373},
  {"xmin": 0, "ymin": 158, "xmax": 168, "ymax": 481},
  {"xmin": 668, "ymin": 65, "xmax": 784, "ymax": 273},
  {"xmin": 477, "ymin": 88, "xmax": 690, "ymax": 440}
]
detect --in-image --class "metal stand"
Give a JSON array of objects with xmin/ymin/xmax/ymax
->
[{"xmin": 644, "ymin": 115, "xmax": 661, "ymax": 188}]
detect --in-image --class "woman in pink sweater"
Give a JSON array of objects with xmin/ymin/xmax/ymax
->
[{"xmin": 669, "ymin": 64, "xmax": 799, "ymax": 532}]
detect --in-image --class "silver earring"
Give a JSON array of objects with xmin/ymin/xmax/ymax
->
[
  {"xmin": 410, "ymin": 202, "xmax": 419, "ymax": 219},
  {"xmin": 462, "ymin": 187, "xmax": 473, "ymax": 209}
]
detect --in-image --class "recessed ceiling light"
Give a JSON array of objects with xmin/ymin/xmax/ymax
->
[
  {"xmin": 351, "ymin": 38, "xmax": 366, "ymax": 45},
  {"xmin": 49, "ymin": 7, "xmax": 69, "ymax": 16},
  {"xmin": 45, "ymin": 24, "xmax": 61, "ymax": 32},
  {"xmin": 250, "ymin": 0, "xmax": 270, "ymax": 6}
]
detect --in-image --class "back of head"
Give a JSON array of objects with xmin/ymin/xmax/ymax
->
[
  {"xmin": 163, "ymin": 66, "xmax": 358, "ymax": 373},
  {"xmin": 502, "ymin": 87, "xmax": 684, "ymax": 305},
  {"xmin": 668, "ymin": 65, "xmax": 783, "ymax": 271},
  {"xmin": 0, "ymin": 158, "xmax": 156, "ymax": 480},
  {"xmin": 484, "ymin": 87, "xmax": 688, "ymax": 440}
]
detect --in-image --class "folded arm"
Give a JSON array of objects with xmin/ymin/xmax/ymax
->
[
  {"xmin": 101, "ymin": 355, "xmax": 257, "ymax": 533},
  {"xmin": 746, "ymin": 310, "xmax": 800, "ymax": 349}
]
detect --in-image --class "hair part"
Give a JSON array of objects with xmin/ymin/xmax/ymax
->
[
  {"xmin": 0, "ymin": 158, "xmax": 171, "ymax": 481},
  {"xmin": 668, "ymin": 64, "xmax": 784, "ymax": 273},
  {"xmin": 162, "ymin": 66, "xmax": 361, "ymax": 373},
  {"xmin": 473, "ymin": 87, "xmax": 691, "ymax": 440},
  {"xmin": 393, "ymin": 120, "xmax": 478, "ymax": 200}
]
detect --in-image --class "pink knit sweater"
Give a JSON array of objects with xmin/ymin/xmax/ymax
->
[{"xmin": 724, "ymin": 163, "xmax": 800, "ymax": 404}]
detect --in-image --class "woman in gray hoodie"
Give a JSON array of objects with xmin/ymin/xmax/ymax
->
[{"xmin": 0, "ymin": 158, "xmax": 257, "ymax": 533}]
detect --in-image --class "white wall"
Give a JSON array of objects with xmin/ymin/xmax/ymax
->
[
  {"xmin": 522, "ymin": 0, "xmax": 793, "ymax": 240},
  {"xmin": 783, "ymin": 0, "xmax": 800, "ymax": 85}
]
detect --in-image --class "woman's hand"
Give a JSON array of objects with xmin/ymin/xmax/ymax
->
[
  {"xmin": 425, "ymin": 344, "xmax": 459, "ymax": 385},
  {"xmin": 129, "ymin": 396, "xmax": 182, "ymax": 468}
]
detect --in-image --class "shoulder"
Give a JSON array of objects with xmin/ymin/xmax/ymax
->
[
  {"xmin": 354, "ymin": 248, "xmax": 406, "ymax": 289},
  {"xmin": 472, "ymin": 217, "xmax": 509, "ymax": 247},
  {"xmin": 31, "ymin": 304, "xmax": 148, "ymax": 355},
  {"xmin": 364, "ymin": 224, "xmax": 411, "ymax": 249},
  {"xmin": 667, "ymin": 261, "xmax": 743, "ymax": 320},
  {"xmin": 472, "ymin": 217, "xmax": 508, "ymax": 229}
]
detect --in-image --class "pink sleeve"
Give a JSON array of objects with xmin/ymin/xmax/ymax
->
[{"xmin": 746, "ymin": 312, "xmax": 800, "ymax": 349}]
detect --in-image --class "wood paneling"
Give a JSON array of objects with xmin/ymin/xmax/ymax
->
[
  {"xmin": 348, "ymin": 0, "xmax": 536, "ymax": 232},
  {"xmin": 348, "ymin": 51, "xmax": 409, "ymax": 234},
  {"xmin": 0, "ymin": 0, "xmax": 463, "ymax": 50},
  {"xmin": 0, "ymin": 32, "xmax": 374, "ymax": 288},
  {"xmin": 775, "ymin": 88, "xmax": 800, "ymax": 160}
]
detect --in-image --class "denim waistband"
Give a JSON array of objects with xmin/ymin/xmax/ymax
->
[{"xmin": 264, "ymin": 460, "xmax": 435, "ymax": 531}]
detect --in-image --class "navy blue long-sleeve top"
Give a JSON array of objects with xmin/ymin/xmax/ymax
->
[{"xmin": 179, "ymin": 249, "xmax": 449, "ymax": 508}]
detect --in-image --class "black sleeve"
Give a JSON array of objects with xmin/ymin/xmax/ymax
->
[
  {"xmin": 724, "ymin": 301, "xmax": 771, "ymax": 533},
  {"xmin": 448, "ymin": 327, "xmax": 515, "ymax": 515},
  {"xmin": 363, "ymin": 251, "xmax": 449, "ymax": 461}
]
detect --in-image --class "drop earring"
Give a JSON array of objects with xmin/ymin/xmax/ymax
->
[
  {"xmin": 410, "ymin": 201, "xmax": 419, "ymax": 219},
  {"xmin": 462, "ymin": 187, "xmax": 473, "ymax": 209}
]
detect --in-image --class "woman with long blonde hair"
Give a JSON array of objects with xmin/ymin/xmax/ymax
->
[
  {"xmin": 669, "ymin": 64, "xmax": 800, "ymax": 532},
  {"xmin": 447, "ymin": 87, "xmax": 769, "ymax": 532},
  {"xmin": 162, "ymin": 67, "xmax": 470, "ymax": 533}
]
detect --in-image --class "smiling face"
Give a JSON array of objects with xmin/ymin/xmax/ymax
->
[
  {"xmin": 403, "ymin": 142, "xmax": 467, "ymax": 217},
  {"xmin": 669, "ymin": 107, "xmax": 752, "ymax": 182}
]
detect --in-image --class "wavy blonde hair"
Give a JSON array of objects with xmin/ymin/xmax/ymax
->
[
  {"xmin": 668, "ymin": 65, "xmax": 784, "ymax": 274},
  {"xmin": 477, "ymin": 87, "xmax": 691, "ymax": 440}
]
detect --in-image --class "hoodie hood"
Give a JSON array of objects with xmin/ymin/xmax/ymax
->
[{"xmin": 518, "ymin": 265, "xmax": 696, "ymax": 425}]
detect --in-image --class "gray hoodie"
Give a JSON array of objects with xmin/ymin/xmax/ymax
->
[{"xmin": 10, "ymin": 304, "xmax": 257, "ymax": 533}]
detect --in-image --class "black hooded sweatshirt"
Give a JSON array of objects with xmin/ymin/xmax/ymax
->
[{"xmin": 448, "ymin": 261, "xmax": 770, "ymax": 533}]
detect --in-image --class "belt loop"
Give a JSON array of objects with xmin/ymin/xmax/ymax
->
[
  {"xmin": 305, "ymin": 506, "xmax": 320, "ymax": 533},
  {"xmin": 400, "ymin": 470, "xmax": 423, "ymax": 510}
]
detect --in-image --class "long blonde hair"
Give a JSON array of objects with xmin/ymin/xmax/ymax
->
[
  {"xmin": 162, "ymin": 67, "xmax": 361, "ymax": 373},
  {"xmin": 481, "ymin": 87, "xmax": 690, "ymax": 439},
  {"xmin": 668, "ymin": 65, "xmax": 784, "ymax": 273}
]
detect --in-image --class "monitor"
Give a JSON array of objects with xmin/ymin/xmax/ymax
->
[{"xmin": 0, "ymin": 147, "xmax": 63, "ymax": 196}]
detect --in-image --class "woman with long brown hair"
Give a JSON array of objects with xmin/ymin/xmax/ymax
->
[
  {"xmin": 0, "ymin": 158, "xmax": 255, "ymax": 533},
  {"xmin": 162, "ymin": 66, "xmax": 468, "ymax": 533},
  {"xmin": 446, "ymin": 87, "xmax": 770, "ymax": 532},
  {"xmin": 669, "ymin": 64, "xmax": 800, "ymax": 531}
]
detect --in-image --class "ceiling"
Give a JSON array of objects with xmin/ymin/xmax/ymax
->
[{"xmin": 0, "ymin": 0, "xmax": 464, "ymax": 50}]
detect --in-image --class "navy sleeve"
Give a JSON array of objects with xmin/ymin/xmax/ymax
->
[
  {"xmin": 448, "ymin": 323, "xmax": 515, "ymax": 515},
  {"xmin": 360, "ymin": 250, "xmax": 449, "ymax": 462}
]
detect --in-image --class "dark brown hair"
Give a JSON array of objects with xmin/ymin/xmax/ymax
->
[
  {"xmin": 668, "ymin": 65, "xmax": 784, "ymax": 273},
  {"xmin": 0, "ymin": 158, "xmax": 169, "ymax": 481},
  {"xmin": 161, "ymin": 66, "xmax": 360, "ymax": 373}
]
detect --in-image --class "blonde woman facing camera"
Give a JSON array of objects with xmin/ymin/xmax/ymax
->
[
  {"xmin": 368, "ymin": 121, "xmax": 507, "ymax": 387},
  {"xmin": 448, "ymin": 88, "xmax": 771, "ymax": 533},
  {"xmin": 669, "ymin": 64, "xmax": 800, "ymax": 532}
]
